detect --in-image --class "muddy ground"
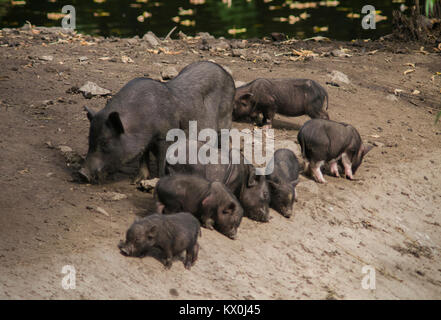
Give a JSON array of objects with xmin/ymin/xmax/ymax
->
[{"xmin": 0, "ymin": 26, "xmax": 441, "ymax": 300}]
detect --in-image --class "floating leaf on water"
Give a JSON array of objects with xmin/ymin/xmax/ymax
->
[
  {"xmin": 228, "ymin": 28, "xmax": 247, "ymax": 35},
  {"xmin": 288, "ymin": 15, "xmax": 301, "ymax": 24},
  {"xmin": 143, "ymin": 11, "xmax": 152, "ymax": 18},
  {"xmin": 289, "ymin": 2, "xmax": 317, "ymax": 9},
  {"xmin": 180, "ymin": 19, "xmax": 195, "ymax": 27},
  {"xmin": 137, "ymin": 15, "xmax": 144, "ymax": 22},
  {"xmin": 299, "ymin": 12, "xmax": 310, "ymax": 20},
  {"xmin": 171, "ymin": 16, "xmax": 180, "ymax": 23},
  {"xmin": 392, "ymin": 0, "xmax": 405, "ymax": 3},
  {"xmin": 347, "ymin": 13, "xmax": 360, "ymax": 19},
  {"xmin": 313, "ymin": 26, "xmax": 328, "ymax": 33},
  {"xmin": 336, "ymin": 7, "xmax": 351, "ymax": 11},
  {"xmin": 375, "ymin": 14, "xmax": 387, "ymax": 23},
  {"xmin": 136, "ymin": 0, "xmax": 149, "ymax": 2},
  {"xmin": 130, "ymin": 3, "xmax": 142, "ymax": 8},
  {"xmin": 178, "ymin": 7, "xmax": 194, "ymax": 16},
  {"xmin": 47, "ymin": 12, "xmax": 67, "ymax": 20},
  {"xmin": 190, "ymin": 0, "xmax": 205, "ymax": 4},
  {"xmin": 11, "ymin": 0, "xmax": 26, "ymax": 5},
  {"xmin": 319, "ymin": 1, "xmax": 339, "ymax": 7},
  {"xmin": 269, "ymin": 5, "xmax": 282, "ymax": 10},
  {"xmin": 93, "ymin": 12, "xmax": 110, "ymax": 17},
  {"xmin": 93, "ymin": 0, "xmax": 106, "ymax": 3}
]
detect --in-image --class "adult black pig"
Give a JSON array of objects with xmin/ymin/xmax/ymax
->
[
  {"xmin": 265, "ymin": 149, "xmax": 300, "ymax": 218},
  {"xmin": 118, "ymin": 212, "xmax": 201, "ymax": 269},
  {"xmin": 165, "ymin": 142, "xmax": 270, "ymax": 222},
  {"xmin": 233, "ymin": 78, "xmax": 329, "ymax": 128},
  {"xmin": 78, "ymin": 61, "xmax": 235, "ymax": 183},
  {"xmin": 155, "ymin": 174, "xmax": 243, "ymax": 239},
  {"xmin": 297, "ymin": 119, "xmax": 373, "ymax": 183}
]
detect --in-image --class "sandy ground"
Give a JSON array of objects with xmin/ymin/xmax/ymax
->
[{"xmin": 0, "ymin": 26, "xmax": 441, "ymax": 299}]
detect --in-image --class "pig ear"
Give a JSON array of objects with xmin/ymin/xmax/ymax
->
[
  {"xmin": 362, "ymin": 144, "xmax": 373, "ymax": 156},
  {"xmin": 148, "ymin": 225, "xmax": 157, "ymax": 236},
  {"xmin": 222, "ymin": 202, "xmax": 236, "ymax": 215},
  {"xmin": 84, "ymin": 106, "xmax": 96, "ymax": 121},
  {"xmin": 239, "ymin": 93, "xmax": 253, "ymax": 103},
  {"xmin": 106, "ymin": 112, "xmax": 125, "ymax": 135},
  {"xmin": 202, "ymin": 194, "xmax": 215, "ymax": 209}
]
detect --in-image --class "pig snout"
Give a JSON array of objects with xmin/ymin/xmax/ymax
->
[
  {"xmin": 227, "ymin": 230, "xmax": 237, "ymax": 240},
  {"xmin": 118, "ymin": 241, "xmax": 132, "ymax": 256},
  {"xmin": 78, "ymin": 167, "xmax": 92, "ymax": 183},
  {"xmin": 78, "ymin": 156, "xmax": 106, "ymax": 184}
]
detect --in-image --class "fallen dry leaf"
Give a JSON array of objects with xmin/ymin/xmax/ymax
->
[
  {"xmin": 404, "ymin": 63, "xmax": 415, "ymax": 68},
  {"xmin": 404, "ymin": 69, "xmax": 415, "ymax": 75},
  {"xmin": 418, "ymin": 46, "xmax": 428, "ymax": 55},
  {"xmin": 411, "ymin": 89, "xmax": 420, "ymax": 95}
]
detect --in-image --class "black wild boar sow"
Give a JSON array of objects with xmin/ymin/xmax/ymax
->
[
  {"xmin": 118, "ymin": 212, "xmax": 201, "ymax": 269},
  {"xmin": 155, "ymin": 174, "xmax": 243, "ymax": 239},
  {"xmin": 79, "ymin": 61, "xmax": 235, "ymax": 183},
  {"xmin": 165, "ymin": 142, "xmax": 271, "ymax": 222},
  {"xmin": 265, "ymin": 149, "xmax": 300, "ymax": 218},
  {"xmin": 297, "ymin": 119, "xmax": 373, "ymax": 183},
  {"xmin": 233, "ymin": 78, "xmax": 329, "ymax": 127}
]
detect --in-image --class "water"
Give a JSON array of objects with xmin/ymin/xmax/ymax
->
[{"xmin": 0, "ymin": 0, "xmax": 411, "ymax": 40}]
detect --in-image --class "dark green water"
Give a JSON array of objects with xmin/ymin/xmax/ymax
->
[{"xmin": 0, "ymin": 0, "xmax": 411, "ymax": 40}]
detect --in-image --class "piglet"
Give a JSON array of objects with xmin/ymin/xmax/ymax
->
[
  {"xmin": 297, "ymin": 119, "xmax": 372, "ymax": 183},
  {"xmin": 118, "ymin": 212, "xmax": 201, "ymax": 269},
  {"xmin": 266, "ymin": 148, "xmax": 300, "ymax": 218}
]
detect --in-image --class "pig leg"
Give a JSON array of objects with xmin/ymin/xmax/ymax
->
[
  {"xmin": 310, "ymin": 161, "xmax": 326, "ymax": 183},
  {"xmin": 132, "ymin": 151, "xmax": 150, "ymax": 184},
  {"xmin": 156, "ymin": 140, "xmax": 168, "ymax": 177},
  {"xmin": 341, "ymin": 153, "xmax": 354, "ymax": 180},
  {"xmin": 184, "ymin": 242, "xmax": 199, "ymax": 269},
  {"xmin": 262, "ymin": 107, "xmax": 275, "ymax": 129},
  {"xmin": 156, "ymin": 202, "xmax": 165, "ymax": 214},
  {"xmin": 163, "ymin": 247, "xmax": 173, "ymax": 269},
  {"xmin": 329, "ymin": 160, "xmax": 340, "ymax": 178}
]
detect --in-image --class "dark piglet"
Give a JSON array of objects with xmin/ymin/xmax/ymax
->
[
  {"xmin": 166, "ymin": 142, "xmax": 270, "ymax": 222},
  {"xmin": 233, "ymin": 78, "xmax": 329, "ymax": 128},
  {"xmin": 118, "ymin": 212, "xmax": 201, "ymax": 269},
  {"xmin": 79, "ymin": 61, "xmax": 235, "ymax": 184},
  {"xmin": 155, "ymin": 174, "xmax": 243, "ymax": 239},
  {"xmin": 297, "ymin": 119, "xmax": 373, "ymax": 183},
  {"xmin": 265, "ymin": 149, "xmax": 300, "ymax": 218}
]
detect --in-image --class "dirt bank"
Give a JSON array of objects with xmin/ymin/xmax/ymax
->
[{"xmin": 0, "ymin": 26, "xmax": 440, "ymax": 299}]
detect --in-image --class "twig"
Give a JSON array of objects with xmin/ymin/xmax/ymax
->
[{"xmin": 165, "ymin": 26, "xmax": 177, "ymax": 41}]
